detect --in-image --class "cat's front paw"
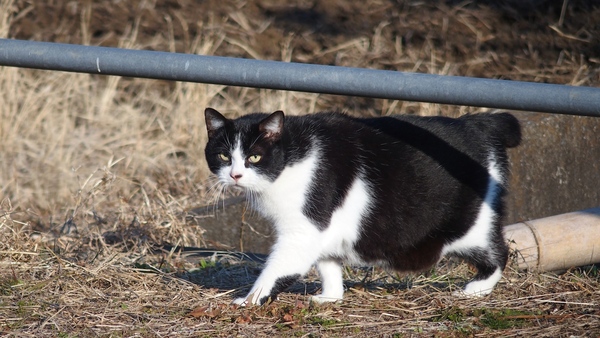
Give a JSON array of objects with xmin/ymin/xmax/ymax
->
[
  {"xmin": 310, "ymin": 294, "xmax": 343, "ymax": 304},
  {"xmin": 232, "ymin": 291, "xmax": 272, "ymax": 306},
  {"xmin": 232, "ymin": 297, "xmax": 249, "ymax": 306}
]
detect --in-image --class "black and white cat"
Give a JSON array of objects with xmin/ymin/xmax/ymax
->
[{"xmin": 203, "ymin": 108, "xmax": 521, "ymax": 306}]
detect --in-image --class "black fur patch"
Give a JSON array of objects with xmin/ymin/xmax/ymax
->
[{"xmin": 258, "ymin": 274, "xmax": 300, "ymax": 305}]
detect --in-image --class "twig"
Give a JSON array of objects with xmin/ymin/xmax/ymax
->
[
  {"xmin": 549, "ymin": 24, "xmax": 590, "ymax": 43},
  {"xmin": 558, "ymin": 0, "xmax": 569, "ymax": 28}
]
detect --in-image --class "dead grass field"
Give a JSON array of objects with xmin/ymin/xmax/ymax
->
[{"xmin": 1, "ymin": 0, "xmax": 600, "ymax": 336}]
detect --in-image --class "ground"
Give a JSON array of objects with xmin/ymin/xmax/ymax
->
[{"xmin": 1, "ymin": 0, "xmax": 600, "ymax": 336}]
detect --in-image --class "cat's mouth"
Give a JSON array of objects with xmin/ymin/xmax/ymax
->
[
  {"xmin": 224, "ymin": 180, "xmax": 246, "ymax": 190},
  {"xmin": 230, "ymin": 183, "xmax": 245, "ymax": 190}
]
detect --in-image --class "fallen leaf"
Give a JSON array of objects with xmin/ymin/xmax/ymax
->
[
  {"xmin": 282, "ymin": 313, "xmax": 294, "ymax": 322},
  {"xmin": 189, "ymin": 306, "xmax": 209, "ymax": 318},
  {"xmin": 235, "ymin": 312, "xmax": 252, "ymax": 324},
  {"xmin": 189, "ymin": 305, "xmax": 222, "ymax": 318}
]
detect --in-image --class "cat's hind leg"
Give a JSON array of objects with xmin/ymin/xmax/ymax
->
[
  {"xmin": 311, "ymin": 259, "xmax": 344, "ymax": 303},
  {"xmin": 444, "ymin": 156, "xmax": 509, "ymax": 297},
  {"xmin": 442, "ymin": 213, "xmax": 508, "ymax": 297},
  {"xmin": 455, "ymin": 238, "xmax": 508, "ymax": 297}
]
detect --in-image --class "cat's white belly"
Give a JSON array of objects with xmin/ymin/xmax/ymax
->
[{"xmin": 319, "ymin": 175, "xmax": 372, "ymax": 265}]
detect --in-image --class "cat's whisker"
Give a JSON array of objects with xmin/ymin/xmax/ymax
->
[
  {"xmin": 245, "ymin": 189, "xmax": 259, "ymax": 218},
  {"xmin": 205, "ymin": 179, "xmax": 223, "ymax": 199},
  {"xmin": 205, "ymin": 179, "xmax": 228, "ymax": 214}
]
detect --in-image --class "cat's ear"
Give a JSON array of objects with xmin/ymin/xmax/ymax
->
[
  {"xmin": 205, "ymin": 108, "xmax": 228, "ymax": 138},
  {"xmin": 259, "ymin": 111, "xmax": 284, "ymax": 141}
]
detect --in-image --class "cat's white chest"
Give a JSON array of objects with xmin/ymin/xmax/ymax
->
[
  {"xmin": 257, "ymin": 150, "xmax": 319, "ymax": 231},
  {"xmin": 257, "ymin": 148, "xmax": 371, "ymax": 263}
]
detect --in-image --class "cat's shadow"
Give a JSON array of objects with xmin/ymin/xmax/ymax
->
[
  {"xmin": 177, "ymin": 259, "xmax": 455, "ymax": 299},
  {"xmin": 178, "ymin": 259, "xmax": 320, "ymax": 297}
]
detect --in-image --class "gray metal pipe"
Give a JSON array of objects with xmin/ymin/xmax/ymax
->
[{"xmin": 1, "ymin": 38, "xmax": 599, "ymax": 116}]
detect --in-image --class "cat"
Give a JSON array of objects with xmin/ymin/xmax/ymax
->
[{"xmin": 203, "ymin": 107, "xmax": 521, "ymax": 306}]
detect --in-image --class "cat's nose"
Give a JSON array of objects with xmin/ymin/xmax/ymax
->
[{"xmin": 230, "ymin": 173, "xmax": 243, "ymax": 181}]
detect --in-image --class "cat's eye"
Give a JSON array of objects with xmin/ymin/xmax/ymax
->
[
  {"xmin": 218, "ymin": 153, "xmax": 230, "ymax": 162},
  {"xmin": 247, "ymin": 154, "xmax": 262, "ymax": 163}
]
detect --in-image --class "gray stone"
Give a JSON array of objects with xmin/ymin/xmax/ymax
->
[
  {"xmin": 507, "ymin": 112, "xmax": 600, "ymax": 223},
  {"xmin": 188, "ymin": 196, "xmax": 274, "ymax": 254}
]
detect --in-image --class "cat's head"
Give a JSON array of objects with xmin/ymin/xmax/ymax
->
[{"xmin": 204, "ymin": 108, "xmax": 286, "ymax": 192}]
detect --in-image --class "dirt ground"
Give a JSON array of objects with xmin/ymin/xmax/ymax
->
[{"xmin": 1, "ymin": 0, "xmax": 600, "ymax": 336}]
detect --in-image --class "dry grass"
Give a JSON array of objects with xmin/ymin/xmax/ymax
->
[
  {"xmin": 1, "ymin": 0, "xmax": 600, "ymax": 336},
  {"xmin": 2, "ymin": 214, "xmax": 599, "ymax": 337}
]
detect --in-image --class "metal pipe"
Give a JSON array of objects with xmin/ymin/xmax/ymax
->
[{"xmin": 1, "ymin": 38, "xmax": 599, "ymax": 116}]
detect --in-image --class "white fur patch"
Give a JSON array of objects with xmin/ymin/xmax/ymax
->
[
  {"xmin": 258, "ymin": 149, "xmax": 320, "ymax": 224},
  {"xmin": 441, "ymin": 155, "xmax": 504, "ymax": 296},
  {"xmin": 312, "ymin": 260, "xmax": 344, "ymax": 303},
  {"xmin": 458, "ymin": 267, "xmax": 503, "ymax": 297},
  {"xmin": 229, "ymin": 138, "xmax": 246, "ymax": 178},
  {"xmin": 310, "ymin": 176, "xmax": 372, "ymax": 303},
  {"xmin": 441, "ymin": 156, "xmax": 502, "ymax": 256},
  {"xmin": 320, "ymin": 176, "xmax": 372, "ymax": 264}
]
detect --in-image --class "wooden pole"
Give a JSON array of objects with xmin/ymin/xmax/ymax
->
[{"xmin": 504, "ymin": 207, "xmax": 600, "ymax": 271}]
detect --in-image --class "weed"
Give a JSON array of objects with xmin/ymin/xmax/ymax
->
[
  {"xmin": 0, "ymin": 277, "xmax": 21, "ymax": 296},
  {"xmin": 306, "ymin": 316, "xmax": 339, "ymax": 327},
  {"xmin": 274, "ymin": 323, "xmax": 291, "ymax": 331},
  {"xmin": 199, "ymin": 258, "xmax": 217, "ymax": 270},
  {"xmin": 479, "ymin": 308, "xmax": 540, "ymax": 330},
  {"xmin": 436, "ymin": 306, "xmax": 465, "ymax": 323}
]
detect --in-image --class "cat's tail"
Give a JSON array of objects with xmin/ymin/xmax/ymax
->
[{"xmin": 468, "ymin": 112, "xmax": 522, "ymax": 148}]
